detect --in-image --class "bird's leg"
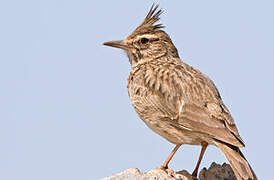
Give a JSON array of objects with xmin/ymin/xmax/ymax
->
[
  {"xmin": 160, "ymin": 144, "xmax": 181, "ymax": 177},
  {"xmin": 161, "ymin": 144, "xmax": 181, "ymax": 168},
  {"xmin": 192, "ymin": 141, "xmax": 208, "ymax": 177}
]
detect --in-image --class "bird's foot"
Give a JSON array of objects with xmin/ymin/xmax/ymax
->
[
  {"xmin": 191, "ymin": 170, "xmax": 198, "ymax": 177},
  {"xmin": 159, "ymin": 165, "xmax": 176, "ymax": 177}
]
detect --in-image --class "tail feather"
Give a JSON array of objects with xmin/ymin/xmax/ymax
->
[{"xmin": 215, "ymin": 141, "xmax": 257, "ymax": 180}]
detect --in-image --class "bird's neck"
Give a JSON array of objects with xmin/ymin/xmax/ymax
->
[{"xmin": 131, "ymin": 53, "xmax": 180, "ymax": 69}]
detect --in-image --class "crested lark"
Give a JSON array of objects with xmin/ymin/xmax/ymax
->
[{"xmin": 104, "ymin": 4, "xmax": 257, "ymax": 180}]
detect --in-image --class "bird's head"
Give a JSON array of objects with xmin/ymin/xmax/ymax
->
[{"xmin": 104, "ymin": 4, "xmax": 179, "ymax": 66}]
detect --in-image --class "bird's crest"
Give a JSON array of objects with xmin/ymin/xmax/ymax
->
[{"xmin": 129, "ymin": 4, "xmax": 164, "ymax": 37}]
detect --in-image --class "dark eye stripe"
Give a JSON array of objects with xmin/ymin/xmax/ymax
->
[
  {"xmin": 150, "ymin": 38, "xmax": 159, "ymax": 42},
  {"xmin": 140, "ymin": 38, "xmax": 159, "ymax": 44}
]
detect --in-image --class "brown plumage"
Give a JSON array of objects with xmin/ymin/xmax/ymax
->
[{"xmin": 104, "ymin": 4, "xmax": 257, "ymax": 180}]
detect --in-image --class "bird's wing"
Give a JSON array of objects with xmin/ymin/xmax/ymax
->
[
  {"xmin": 177, "ymin": 103, "xmax": 245, "ymax": 147},
  {"xmin": 131, "ymin": 61, "xmax": 245, "ymax": 147}
]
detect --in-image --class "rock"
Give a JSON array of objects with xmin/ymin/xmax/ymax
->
[
  {"xmin": 199, "ymin": 163, "xmax": 237, "ymax": 180},
  {"xmin": 101, "ymin": 162, "xmax": 237, "ymax": 180},
  {"xmin": 101, "ymin": 168, "xmax": 193, "ymax": 180}
]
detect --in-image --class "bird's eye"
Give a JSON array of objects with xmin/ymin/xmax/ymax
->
[{"xmin": 140, "ymin": 38, "xmax": 149, "ymax": 44}]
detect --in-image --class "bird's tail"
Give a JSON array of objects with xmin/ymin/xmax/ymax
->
[{"xmin": 215, "ymin": 141, "xmax": 257, "ymax": 180}]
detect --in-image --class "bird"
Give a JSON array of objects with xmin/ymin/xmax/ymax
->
[{"xmin": 103, "ymin": 4, "xmax": 257, "ymax": 180}]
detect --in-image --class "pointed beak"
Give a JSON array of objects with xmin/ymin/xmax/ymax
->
[{"xmin": 103, "ymin": 40, "xmax": 127, "ymax": 50}]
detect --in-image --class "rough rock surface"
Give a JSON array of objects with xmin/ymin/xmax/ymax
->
[{"xmin": 101, "ymin": 162, "xmax": 237, "ymax": 180}]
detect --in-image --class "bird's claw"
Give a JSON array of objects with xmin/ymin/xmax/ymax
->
[
  {"xmin": 160, "ymin": 166, "xmax": 176, "ymax": 177},
  {"xmin": 191, "ymin": 170, "xmax": 198, "ymax": 178}
]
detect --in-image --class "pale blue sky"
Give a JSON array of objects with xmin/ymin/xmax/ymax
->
[{"xmin": 0, "ymin": 0, "xmax": 273, "ymax": 179}]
